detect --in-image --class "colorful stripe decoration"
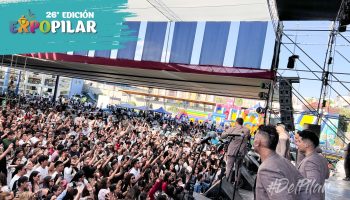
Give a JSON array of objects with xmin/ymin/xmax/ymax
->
[{"xmin": 176, "ymin": 109, "xmax": 209, "ymax": 121}]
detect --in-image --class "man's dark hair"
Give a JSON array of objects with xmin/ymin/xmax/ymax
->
[
  {"xmin": 258, "ymin": 125, "xmax": 279, "ymax": 151},
  {"xmin": 71, "ymin": 142, "xmax": 78, "ymax": 147},
  {"xmin": 109, "ymin": 184, "xmax": 117, "ymax": 192},
  {"xmin": 236, "ymin": 118, "xmax": 244, "ymax": 126},
  {"xmin": 38, "ymin": 155, "xmax": 48, "ymax": 164},
  {"xmin": 131, "ymin": 159, "xmax": 139, "ymax": 167},
  {"xmin": 54, "ymin": 161, "xmax": 63, "ymax": 168},
  {"xmin": 57, "ymin": 144, "xmax": 64, "ymax": 151},
  {"xmin": 7, "ymin": 130, "xmax": 15, "ymax": 135},
  {"xmin": 298, "ymin": 129, "xmax": 319, "ymax": 148},
  {"xmin": 52, "ymin": 185, "xmax": 60, "ymax": 193},
  {"xmin": 15, "ymin": 164, "xmax": 25, "ymax": 172},
  {"xmin": 17, "ymin": 176, "xmax": 28, "ymax": 187}
]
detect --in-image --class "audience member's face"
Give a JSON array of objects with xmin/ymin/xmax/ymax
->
[
  {"xmin": 71, "ymin": 145, "xmax": 78, "ymax": 151},
  {"xmin": 34, "ymin": 174, "xmax": 40, "ymax": 182},
  {"xmin": 23, "ymin": 181, "xmax": 30, "ymax": 190},
  {"xmin": 43, "ymin": 159, "xmax": 49, "ymax": 167},
  {"xmin": 17, "ymin": 150, "xmax": 24, "ymax": 157},
  {"xmin": 8, "ymin": 134, "xmax": 14, "ymax": 140},
  {"xmin": 50, "ymin": 186, "xmax": 62, "ymax": 196},
  {"xmin": 131, "ymin": 175, "xmax": 136, "ymax": 184},
  {"xmin": 15, "ymin": 158, "xmax": 21, "ymax": 165},
  {"xmin": 26, "ymin": 161, "xmax": 33, "ymax": 170},
  {"xmin": 56, "ymin": 163, "xmax": 64, "ymax": 172}
]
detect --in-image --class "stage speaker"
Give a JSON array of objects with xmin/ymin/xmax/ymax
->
[
  {"xmin": 279, "ymin": 79, "xmax": 295, "ymax": 131},
  {"xmin": 303, "ymin": 123, "xmax": 321, "ymax": 138}
]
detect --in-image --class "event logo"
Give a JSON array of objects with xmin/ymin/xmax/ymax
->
[{"xmin": 10, "ymin": 9, "xmax": 97, "ymax": 34}]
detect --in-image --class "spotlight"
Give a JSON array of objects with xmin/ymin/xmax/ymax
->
[
  {"xmin": 258, "ymin": 92, "xmax": 268, "ymax": 100},
  {"xmin": 256, "ymin": 107, "xmax": 266, "ymax": 114},
  {"xmin": 260, "ymin": 82, "xmax": 270, "ymax": 89},
  {"xmin": 287, "ymin": 55, "xmax": 299, "ymax": 69}
]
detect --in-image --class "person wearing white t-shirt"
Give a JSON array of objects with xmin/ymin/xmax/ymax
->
[
  {"xmin": 129, "ymin": 159, "xmax": 141, "ymax": 180},
  {"xmin": 74, "ymin": 114, "xmax": 83, "ymax": 126},
  {"xmin": 35, "ymin": 155, "xmax": 49, "ymax": 181},
  {"xmin": 64, "ymin": 155, "xmax": 80, "ymax": 183},
  {"xmin": 81, "ymin": 124, "xmax": 92, "ymax": 137},
  {"xmin": 30, "ymin": 132, "xmax": 41, "ymax": 145},
  {"xmin": 9, "ymin": 164, "xmax": 26, "ymax": 191},
  {"xmin": 18, "ymin": 133, "xmax": 29, "ymax": 146}
]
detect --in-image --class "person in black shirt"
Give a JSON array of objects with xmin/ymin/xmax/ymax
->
[{"xmin": 69, "ymin": 142, "xmax": 80, "ymax": 158}]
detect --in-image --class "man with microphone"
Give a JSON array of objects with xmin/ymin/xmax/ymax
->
[{"xmin": 220, "ymin": 118, "xmax": 250, "ymax": 181}]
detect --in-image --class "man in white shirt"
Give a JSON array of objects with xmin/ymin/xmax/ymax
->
[
  {"xmin": 64, "ymin": 155, "xmax": 80, "ymax": 183},
  {"xmin": 35, "ymin": 155, "xmax": 49, "ymax": 181},
  {"xmin": 9, "ymin": 164, "xmax": 27, "ymax": 191},
  {"xmin": 30, "ymin": 132, "xmax": 40, "ymax": 145},
  {"xmin": 51, "ymin": 161, "xmax": 65, "ymax": 183},
  {"xmin": 68, "ymin": 127, "xmax": 78, "ymax": 139},
  {"xmin": 74, "ymin": 114, "xmax": 83, "ymax": 126},
  {"xmin": 129, "ymin": 159, "xmax": 141, "ymax": 180},
  {"xmin": 18, "ymin": 133, "xmax": 29, "ymax": 146}
]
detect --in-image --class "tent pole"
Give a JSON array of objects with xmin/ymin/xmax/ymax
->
[{"xmin": 265, "ymin": 22, "xmax": 283, "ymax": 125}]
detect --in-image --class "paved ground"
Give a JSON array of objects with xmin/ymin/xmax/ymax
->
[{"xmin": 325, "ymin": 175, "xmax": 350, "ymax": 200}]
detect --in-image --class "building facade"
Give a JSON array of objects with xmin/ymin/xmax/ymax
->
[{"xmin": 0, "ymin": 66, "xmax": 82, "ymax": 99}]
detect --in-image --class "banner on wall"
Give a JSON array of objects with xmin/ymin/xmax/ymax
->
[
  {"xmin": 1, "ymin": 0, "xmax": 135, "ymax": 54},
  {"xmin": 294, "ymin": 112, "xmax": 340, "ymax": 148},
  {"xmin": 176, "ymin": 101, "xmax": 265, "ymax": 134}
]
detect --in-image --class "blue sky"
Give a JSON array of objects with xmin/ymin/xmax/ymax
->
[{"xmin": 261, "ymin": 21, "xmax": 350, "ymax": 99}]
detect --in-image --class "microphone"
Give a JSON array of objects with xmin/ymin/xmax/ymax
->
[
  {"xmin": 200, "ymin": 137, "xmax": 212, "ymax": 144},
  {"xmin": 226, "ymin": 133, "xmax": 245, "ymax": 137}
]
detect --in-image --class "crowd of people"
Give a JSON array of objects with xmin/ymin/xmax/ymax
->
[
  {"xmin": 0, "ymin": 94, "xmax": 333, "ymax": 200},
  {"xmin": 0, "ymin": 96, "xmax": 226, "ymax": 200}
]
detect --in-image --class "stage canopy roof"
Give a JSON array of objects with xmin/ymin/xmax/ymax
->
[
  {"xmin": 127, "ymin": 0, "xmax": 342, "ymax": 21},
  {"xmin": 3, "ymin": 54, "xmax": 273, "ymax": 99}
]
